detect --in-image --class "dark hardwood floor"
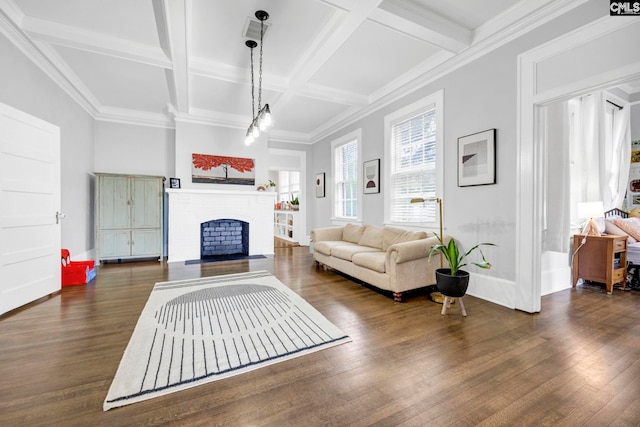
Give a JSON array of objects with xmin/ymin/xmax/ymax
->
[{"xmin": 1, "ymin": 246, "xmax": 640, "ymax": 426}]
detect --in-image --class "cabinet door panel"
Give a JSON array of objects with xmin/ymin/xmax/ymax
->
[
  {"xmin": 131, "ymin": 178, "xmax": 161, "ymax": 229},
  {"xmin": 131, "ymin": 229, "xmax": 161, "ymax": 256},
  {"xmin": 99, "ymin": 231, "xmax": 131, "ymax": 258},
  {"xmin": 99, "ymin": 176, "xmax": 130, "ymax": 229}
]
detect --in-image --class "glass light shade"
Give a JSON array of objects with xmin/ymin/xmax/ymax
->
[
  {"xmin": 259, "ymin": 116, "xmax": 267, "ymax": 131},
  {"xmin": 252, "ymin": 126, "xmax": 259, "ymax": 137},
  {"xmin": 263, "ymin": 111, "xmax": 272, "ymax": 127}
]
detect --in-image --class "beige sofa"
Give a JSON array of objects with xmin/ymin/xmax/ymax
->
[{"xmin": 311, "ymin": 223, "xmax": 446, "ymax": 301}]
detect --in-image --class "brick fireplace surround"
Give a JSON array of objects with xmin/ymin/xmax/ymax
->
[{"xmin": 166, "ymin": 189, "xmax": 276, "ymax": 263}]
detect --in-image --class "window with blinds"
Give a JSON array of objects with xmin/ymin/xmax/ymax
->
[
  {"xmin": 389, "ymin": 108, "xmax": 438, "ymax": 223},
  {"xmin": 334, "ymin": 139, "xmax": 358, "ymax": 219}
]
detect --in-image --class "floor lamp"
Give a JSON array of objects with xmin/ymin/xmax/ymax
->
[{"xmin": 410, "ymin": 197, "xmax": 443, "ymax": 268}]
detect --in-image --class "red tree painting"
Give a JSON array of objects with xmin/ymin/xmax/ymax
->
[{"xmin": 192, "ymin": 153, "xmax": 256, "ymax": 185}]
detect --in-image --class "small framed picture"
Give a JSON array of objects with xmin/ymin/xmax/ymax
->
[
  {"xmin": 363, "ymin": 159, "xmax": 380, "ymax": 194},
  {"xmin": 315, "ymin": 173, "xmax": 325, "ymax": 198},
  {"xmin": 458, "ymin": 129, "xmax": 496, "ymax": 187},
  {"xmin": 169, "ymin": 177, "xmax": 181, "ymax": 189}
]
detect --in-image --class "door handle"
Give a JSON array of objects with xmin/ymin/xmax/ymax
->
[{"xmin": 56, "ymin": 211, "xmax": 67, "ymax": 224}]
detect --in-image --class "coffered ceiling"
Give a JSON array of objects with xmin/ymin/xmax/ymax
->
[{"xmin": 0, "ymin": 0, "xmax": 600, "ymax": 143}]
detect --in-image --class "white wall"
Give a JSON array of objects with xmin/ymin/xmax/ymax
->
[
  {"xmin": 0, "ymin": 32, "xmax": 95, "ymax": 258},
  {"xmin": 94, "ymin": 121, "xmax": 175, "ymax": 178},
  {"xmin": 309, "ymin": 0, "xmax": 606, "ymax": 308},
  {"xmin": 174, "ymin": 120, "xmax": 270, "ymax": 191}
]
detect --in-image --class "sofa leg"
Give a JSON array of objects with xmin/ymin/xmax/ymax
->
[{"xmin": 393, "ymin": 292, "xmax": 403, "ymax": 302}]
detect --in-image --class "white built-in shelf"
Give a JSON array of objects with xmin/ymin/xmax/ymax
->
[{"xmin": 274, "ymin": 210, "xmax": 299, "ymax": 243}]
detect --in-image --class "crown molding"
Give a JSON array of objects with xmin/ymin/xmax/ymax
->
[
  {"xmin": 95, "ymin": 106, "xmax": 174, "ymax": 129},
  {"xmin": 369, "ymin": 50, "xmax": 454, "ymax": 104},
  {"xmin": 268, "ymin": 129, "xmax": 313, "ymax": 145},
  {"xmin": 22, "ymin": 16, "xmax": 171, "ymax": 68},
  {"xmin": 0, "ymin": 0, "xmax": 22, "ymax": 26},
  {"xmin": 309, "ymin": 0, "xmax": 588, "ymax": 143},
  {"xmin": 297, "ymin": 83, "xmax": 368, "ymax": 106},
  {"xmin": 0, "ymin": 7, "xmax": 99, "ymax": 117}
]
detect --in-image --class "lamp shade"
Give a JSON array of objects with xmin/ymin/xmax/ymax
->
[{"xmin": 577, "ymin": 201, "xmax": 604, "ymax": 219}]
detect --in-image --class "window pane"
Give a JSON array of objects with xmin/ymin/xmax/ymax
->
[
  {"xmin": 390, "ymin": 108, "xmax": 437, "ymax": 223},
  {"xmin": 334, "ymin": 139, "xmax": 358, "ymax": 219}
]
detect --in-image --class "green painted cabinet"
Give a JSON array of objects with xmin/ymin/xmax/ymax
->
[{"xmin": 95, "ymin": 173, "xmax": 164, "ymax": 262}]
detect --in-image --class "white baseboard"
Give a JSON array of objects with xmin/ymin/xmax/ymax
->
[
  {"xmin": 541, "ymin": 266, "xmax": 571, "ymax": 296},
  {"xmin": 72, "ymin": 248, "xmax": 96, "ymax": 262},
  {"xmin": 465, "ymin": 272, "xmax": 516, "ymax": 309}
]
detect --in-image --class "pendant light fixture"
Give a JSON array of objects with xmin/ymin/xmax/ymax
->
[{"xmin": 245, "ymin": 10, "xmax": 272, "ymax": 145}]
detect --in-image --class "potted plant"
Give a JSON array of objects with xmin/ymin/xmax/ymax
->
[
  {"xmin": 291, "ymin": 196, "xmax": 299, "ymax": 210},
  {"xmin": 267, "ymin": 180, "xmax": 276, "ymax": 192},
  {"xmin": 427, "ymin": 234, "xmax": 495, "ymax": 297}
]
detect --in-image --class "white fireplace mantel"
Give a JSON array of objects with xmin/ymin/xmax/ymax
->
[{"xmin": 166, "ymin": 189, "xmax": 276, "ymax": 263}]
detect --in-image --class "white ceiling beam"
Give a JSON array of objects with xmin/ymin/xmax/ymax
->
[
  {"xmin": 0, "ymin": 0, "xmax": 24, "ymax": 27},
  {"xmin": 298, "ymin": 84, "xmax": 368, "ymax": 106},
  {"xmin": 315, "ymin": 0, "xmax": 354, "ymax": 12},
  {"xmin": 158, "ymin": 0, "xmax": 190, "ymax": 114},
  {"xmin": 190, "ymin": 57, "xmax": 367, "ymax": 106},
  {"xmin": 190, "ymin": 57, "xmax": 289, "ymax": 91},
  {"xmin": 371, "ymin": 0, "xmax": 471, "ymax": 53},
  {"xmin": 21, "ymin": 16, "xmax": 171, "ymax": 68},
  {"xmin": 274, "ymin": 0, "xmax": 385, "ymax": 112},
  {"xmin": 0, "ymin": 9, "xmax": 98, "ymax": 117}
]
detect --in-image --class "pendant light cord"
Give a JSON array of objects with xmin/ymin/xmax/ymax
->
[
  {"xmin": 258, "ymin": 18, "xmax": 264, "ymax": 112},
  {"xmin": 250, "ymin": 46, "xmax": 256, "ymax": 120}
]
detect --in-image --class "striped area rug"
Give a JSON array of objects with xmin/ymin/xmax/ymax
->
[{"xmin": 103, "ymin": 270, "xmax": 351, "ymax": 411}]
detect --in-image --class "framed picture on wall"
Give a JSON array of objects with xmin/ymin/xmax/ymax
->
[
  {"xmin": 315, "ymin": 173, "xmax": 325, "ymax": 198},
  {"xmin": 458, "ymin": 129, "xmax": 496, "ymax": 187},
  {"xmin": 363, "ymin": 159, "xmax": 380, "ymax": 194},
  {"xmin": 169, "ymin": 177, "xmax": 181, "ymax": 189}
]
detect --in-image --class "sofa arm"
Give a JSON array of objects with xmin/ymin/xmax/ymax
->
[
  {"xmin": 386, "ymin": 235, "xmax": 451, "ymax": 265},
  {"xmin": 311, "ymin": 226, "xmax": 344, "ymax": 243}
]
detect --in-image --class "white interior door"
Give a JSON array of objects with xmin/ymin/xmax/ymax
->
[{"xmin": 0, "ymin": 102, "xmax": 61, "ymax": 315}]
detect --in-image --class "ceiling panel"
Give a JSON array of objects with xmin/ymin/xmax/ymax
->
[
  {"xmin": 309, "ymin": 19, "xmax": 441, "ymax": 95},
  {"xmin": 15, "ymin": 0, "xmax": 160, "ymax": 46},
  {"xmin": 191, "ymin": 0, "xmax": 336, "ymax": 77},
  {"xmin": 274, "ymin": 95, "xmax": 352, "ymax": 134},
  {"xmin": 2, "ymin": 0, "xmax": 594, "ymax": 139},
  {"xmin": 54, "ymin": 45, "xmax": 170, "ymax": 112},
  {"xmin": 409, "ymin": 0, "xmax": 518, "ymax": 30},
  {"xmin": 190, "ymin": 74, "xmax": 282, "ymax": 118}
]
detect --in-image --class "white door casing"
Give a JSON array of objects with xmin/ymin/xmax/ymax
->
[
  {"xmin": 517, "ymin": 16, "xmax": 640, "ymax": 312},
  {"xmin": 0, "ymin": 102, "xmax": 61, "ymax": 315}
]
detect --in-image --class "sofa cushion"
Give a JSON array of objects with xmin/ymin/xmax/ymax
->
[
  {"xmin": 343, "ymin": 223, "xmax": 366, "ymax": 244},
  {"xmin": 314, "ymin": 241, "xmax": 357, "ymax": 256},
  {"xmin": 332, "ymin": 245, "xmax": 381, "ymax": 261},
  {"xmin": 352, "ymin": 251, "xmax": 386, "ymax": 273},
  {"xmin": 359, "ymin": 225, "xmax": 384, "ymax": 249},
  {"xmin": 382, "ymin": 227, "xmax": 428, "ymax": 251}
]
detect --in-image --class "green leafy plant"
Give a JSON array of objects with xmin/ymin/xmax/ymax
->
[
  {"xmin": 428, "ymin": 233, "xmax": 495, "ymax": 276},
  {"xmin": 291, "ymin": 196, "xmax": 299, "ymax": 205},
  {"xmin": 268, "ymin": 180, "xmax": 276, "ymax": 187}
]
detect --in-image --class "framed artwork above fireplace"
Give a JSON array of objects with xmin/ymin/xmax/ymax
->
[{"xmin": 191, "ymin": 153, "xmax": 255, "ymax": 185}]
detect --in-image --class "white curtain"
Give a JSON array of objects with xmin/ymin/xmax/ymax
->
[
  {"xmin": 569, "ymin": 91, "xmax": 631, "ymax": 224},
  {"xmin": 604, "ymin": 99, "xmax": 631, "ymax": 209}
]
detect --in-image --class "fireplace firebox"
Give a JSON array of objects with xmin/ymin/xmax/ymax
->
[{"xmin": 200, "ymin": 219, "xmax": 249, "ymax": 259}]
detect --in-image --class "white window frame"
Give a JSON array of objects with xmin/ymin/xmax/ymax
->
[
  {"xmin": 331, "ymin": 129, "xmax": 362, "ymax": 223},
  {"xmin": 383, "ymin": 90, "xmax": 444, "ymax": 229}
]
